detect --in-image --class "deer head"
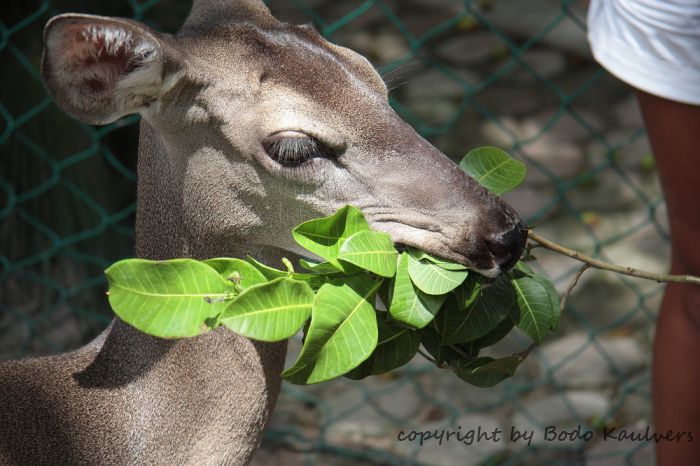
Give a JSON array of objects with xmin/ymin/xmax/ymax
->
[{"xmin": 41, "ymin": 0, "xmax": 526, "ymax": 277}]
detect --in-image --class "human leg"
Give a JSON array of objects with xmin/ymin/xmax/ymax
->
[{"xmin": 636, "ymin": 90, "xmax": 700, "ymax": 465}]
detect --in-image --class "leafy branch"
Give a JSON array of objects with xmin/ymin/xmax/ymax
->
[{"xmin": 102, "ymin": 146, "xmax": 689, "ymax": 389}]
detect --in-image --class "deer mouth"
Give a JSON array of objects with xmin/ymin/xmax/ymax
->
[
  {"xmin": 370, "ymin": 217, "xmax": 527, "ymax": 279},
  {"xmin": 369, "ymin": 220, "xmax": 487, "ymax": 275}
]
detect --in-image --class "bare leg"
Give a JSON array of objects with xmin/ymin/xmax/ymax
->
[{"xmin": 636, "ymin": 90, "xmax": 700, "ymax": 465}]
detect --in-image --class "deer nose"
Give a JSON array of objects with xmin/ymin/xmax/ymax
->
[{"xmin": 485, "ymin": 221, "xmax": 528, "ymax": 272}]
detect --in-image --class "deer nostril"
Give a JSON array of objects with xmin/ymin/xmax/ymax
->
[{"xmin": 485, "ymin": 221, "xmax": 528, "ymax": 272}]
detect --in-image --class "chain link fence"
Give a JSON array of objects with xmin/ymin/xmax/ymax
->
[{"xmin": 1, "ymin": 1, "xmax": 665, "ymax": 465}]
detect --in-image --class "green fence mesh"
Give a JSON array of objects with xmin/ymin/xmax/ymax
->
[{"xmin": 1, "ymin": 1, "xmax": 665, "ymax": 465}]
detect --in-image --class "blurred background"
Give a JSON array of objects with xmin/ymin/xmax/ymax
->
[{"xmin": 0, "ymin": 1, "xmax": 663, "ymax": 465}]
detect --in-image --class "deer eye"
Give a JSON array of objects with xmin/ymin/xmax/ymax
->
[{"xmin": 263, "ymin": 131, "xmax": 326, "ymax": 166}]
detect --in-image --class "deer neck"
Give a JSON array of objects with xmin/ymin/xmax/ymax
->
[
  {"xmin": 127, "ymin": 116, "xmax": 289, "ymax": 376},
  {"xmin": 80, "ymin": 120, "xmax": 287, "ymax": 461}
]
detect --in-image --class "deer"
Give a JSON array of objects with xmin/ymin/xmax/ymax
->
[{"xmin": 0, "ymin": 1, "xmax": 527, "ymax": 464}]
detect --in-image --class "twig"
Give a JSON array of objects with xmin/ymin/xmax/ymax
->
[
  {"xmin": 560, "ymin": 264, "xmax": 589, "ymax": 312},
  {"xmin": 514, "ymin": 343, "xmax": 537, "ymax": 361},
  {"xmin": 417, "ymin": 348, "xmax": 437, "ymax": 365},
  {"xmin": 528, "ymin": 231, "xmax": 700, "ymax": 287},
  {"xmin": 448, "ymin": 344, "xmax": 473, "ymax": 360}
]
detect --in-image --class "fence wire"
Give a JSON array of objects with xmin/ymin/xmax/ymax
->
[{"xmin": 0, "ymin": 1, "xmax": 664, "ymax": 465}]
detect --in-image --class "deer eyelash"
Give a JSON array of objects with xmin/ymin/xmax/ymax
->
[{"xmin": 263, "ymin": 134, "xmax": 325, "ymax": 166}]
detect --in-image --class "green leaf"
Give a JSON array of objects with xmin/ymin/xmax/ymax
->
[
  {"xmin": 532, "ymin": 273, "xmax": 560, "ymax": 330},
  {"xmin": 283, "ymin": 274, "xmax": 381, "ymax": 384},
  {"xmin": 246, "ymin": 256, "xmax": 327, "ymax": 290},
  {"xmin": 407, "ymin": 253, "xmax": 469, "ymax": 295},
  {"xmin": 468, "ymin": 315, "xmax": 515, "ymax": 349},
  {"xmin": 203, "ymin": 258, "xmax": 267, "ymax": 289},
  {"xmin": 106, "ymin": 259, "xmax": 235, "ymax": 338},
  {"xmin": 459, "ymin": 146, "xmax": 527, "ymax": 195},
  {"xmin": 419, "ymin": 321, "xmax": 467, "ymax": 366},
  {"xmin": 510, "ymin": 274, "xmax": 558, "ymax": 344},
  {"xmin": 454, "ymin": 355, "xmax": 523, "ymax": 387},
  {"xmin": 292, "ymin": 205, "xmax": 370, "ymax": 268},
  {"xmin": 406, "ymin": 247, "xmax": 467, "ymax": 271},
  {"xmin": 338, "ymin": 230, "xmax": 398, "ymax": 277},
  {"xmin": 298, "ymin": 258, "xmax": 343, "ymax": 274},
  {"xmin": 514, "ymin": 261, "xmax": 535, "ymax": 276},
  {"xmin": 473, "ymin": 355, "xmax": 523, "ymax": 377},
  {"xmin": 512, "ymin": 265, "xmax": 561, "ymax": 320},
  {"xmin": 452, "ymin": 275, "xmax": 482, "ymax": 309},
  {"xmin": 220, "ymin": 278, "xmax": 315, "ymax": 342},
  {"xmin": 345, "ymin": 314, "xmax": 420, "ymax": 379},
  {"xmin": 246, "ymin": 256, "xmax": 289, "ymax": 280},
  {"xmin": 440, "ymin": 277, "xmax": 515, "ymax": 345},
  {"xmin": 389, "ymin": 252, "xmax": 447, "ymax": 329}
]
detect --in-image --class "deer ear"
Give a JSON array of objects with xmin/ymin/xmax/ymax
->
[{"xmin": 41, "ymin": 14, "xmax": 184, "ymax": 125}]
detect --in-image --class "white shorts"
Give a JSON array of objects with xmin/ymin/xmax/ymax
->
[{"xmin": 588, "ymin": 0, "xmax": 700, "ymax": 105}]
